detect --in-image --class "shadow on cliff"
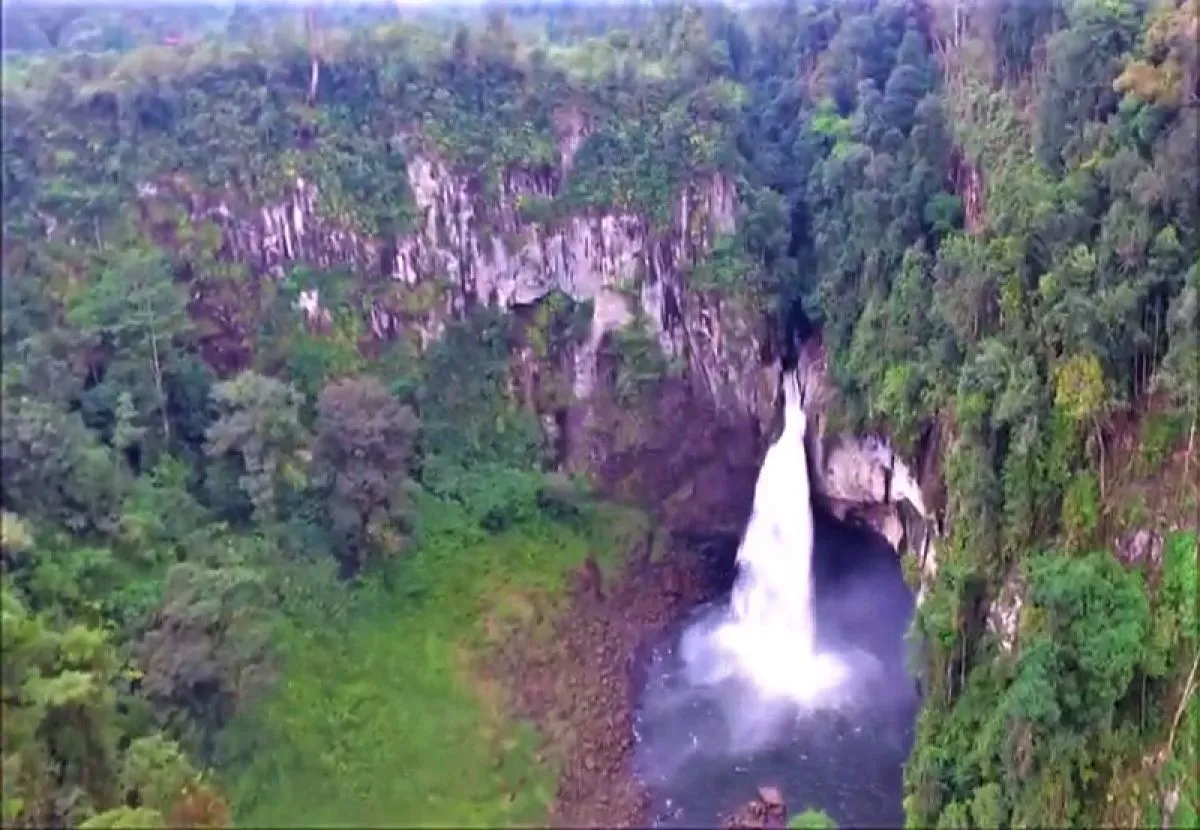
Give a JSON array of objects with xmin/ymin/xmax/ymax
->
[{"xmin": 575, "ymin": 375, "xmax": 765, "ymax": 554}]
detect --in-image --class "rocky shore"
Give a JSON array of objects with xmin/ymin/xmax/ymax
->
[
  {"xmin": 723, "ymin": 786, "xmax": 789, "ymax": 829},
  {"xmin": 487, "ymin": 535, "xmax": 732, "ymax": 827}
]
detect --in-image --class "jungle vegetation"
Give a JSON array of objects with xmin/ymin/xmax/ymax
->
[{"xmin": 1, "ymin": 0, "xmax": 1196, "ymax": 827}]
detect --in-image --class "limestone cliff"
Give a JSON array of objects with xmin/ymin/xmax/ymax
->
[{"xmin": 141, "ymin": 117, "xmax": 774, "ymax": 427}]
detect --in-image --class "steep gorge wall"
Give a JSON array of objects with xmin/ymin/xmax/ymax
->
[
  {"xmin": 134, "ymin": 109, "xmax": 932, "ymax": 571},
  {"xmin": 143, "ymin": 121, "xmax": 775, "ymax": 429},
  {"xmin": 149, "ymin": 131, "xmax": 941, "ymax": 563}
]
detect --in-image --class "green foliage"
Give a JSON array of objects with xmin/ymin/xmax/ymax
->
[
  {"xmin": 205, "ymin": 371, "xmax": 311, "ymax": 522},
  {"xmin": 788, "ymin": 808, "xmax": 837, "ymax": 828},
  {"xmin": 1054, "ymin": 353, "xmax": 1107, "ymax": 427},
  {"xmin": 1061, "ymin": 472, "xmax": 1102, "ymax": 550},
  {"xmin": 690, "ymin": 233, "xmax": 762, "ymax": 294},
  {"xmin": 561, "ymin": 114, "xmax": 695, "ymax": 224},
  {"xmin": 219, "ymin": 500, "xmax": 612, "ymax": 826},
  {"xmin": 416, "ymin": 311, "xmax": 545, "ymax": 476},
  {"xmin": 603, "ymin": 318, "xmax": 674, "ymax": 405},
  {"xmin": 118, "ymin": 735, "xmax": 199, "ymax": 815},
  {"xmin": 1136, "ymin": 411, "xmax": 1187, "ymax": 475},
  {"xmin": 67, "ymin": 246, "xmax": 192, "ymax": 453},
  {"xmin": 0, "ymin": 584, "xmax": 217, "ymax": 828},
  {"xmin": 312, "ymin": 376, "xmax": 420, "ymax": 572},
  {"xmin": 1, "ymin": 396, "xmax": 132, "ymax": 535},
  {"xmin": 1022, "ymin": 552, "xmax": 1149, "ymax": 728},
  {"xmin": 908, "ymin": 545, "xmax": 1178, "ymax": 827},
  {"xmin": 137, "ymin": 556, "xmax": 277, "ymax": 753},
  {"xmin": 1144, "ymin": 531, "xmax": 1199, "ymax": 677}
]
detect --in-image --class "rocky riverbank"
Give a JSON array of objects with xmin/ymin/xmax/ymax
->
[
  {"xmin": 723, "ymin": 786, "xmax": 789, "ymax": 829},
  {"xmin": 485, "ymin": 533, "xmax": 733, "ymax": 827}
]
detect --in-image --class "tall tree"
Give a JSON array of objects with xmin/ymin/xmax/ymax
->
[
  {"xmin": 2, "ymin": 586, "xmax": 122, "ymax": 827},
  {"xmin": 67, "ymin": 249, "xmax": 191, "ymax": 447},
  {"xmin": 1155, "ymin": 264, "xmax": 1200, "ymax": 470},
  {"xmin": 205, "ymin": 372, "xmax": 311, "ymax": 524},
  {"xmin": 312, "ymin": 377, "xmax": 419, "ymax": 573},
  {"xmin": 0, "ymin": 396, "xmax": 130, "ymax": 534}
]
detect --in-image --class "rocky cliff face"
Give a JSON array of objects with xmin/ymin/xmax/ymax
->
[
  {"xmin": 793, "ymin": 338, "xmax": 942, "ymax": 598},
  {"xmin": 142, "ymin": 115, "xmax": 774, "ymax": 428}
]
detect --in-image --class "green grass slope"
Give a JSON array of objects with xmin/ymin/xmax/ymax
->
[{"xmin": 219, "ymin": 495, "xmax": 638, "ymax": 826}]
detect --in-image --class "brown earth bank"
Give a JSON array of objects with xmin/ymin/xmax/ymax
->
[{"xmin": 487, "ymin": 533, "xmax": 735, "ymax": 828}]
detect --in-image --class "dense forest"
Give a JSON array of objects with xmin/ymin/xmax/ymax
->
[{"xmin": 1, "ymin": 0, "xmax": 1197, "ymax": 828}]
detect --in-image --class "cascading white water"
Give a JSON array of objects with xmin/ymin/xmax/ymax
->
[
  {"xmin": 727, "ymin": 369, "xmax": 817, "ymax": 653},
  {"xmin": 681, "ymin": 369, "xmax": 848, "ymax": 707}
]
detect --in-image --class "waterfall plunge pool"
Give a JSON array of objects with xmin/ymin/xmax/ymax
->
[{"xmin": 632, "ymin": 506, "xmax": 921, "ymax": 828}]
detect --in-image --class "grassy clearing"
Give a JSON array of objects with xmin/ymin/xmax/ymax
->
[{"xmin": 219, "ymin": 495, "xmax": 645, "ymax": 827}]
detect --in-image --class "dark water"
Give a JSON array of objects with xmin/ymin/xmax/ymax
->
[{"xmin": 633, "ymin": 509, "xmax": 920, "ymax": 828}]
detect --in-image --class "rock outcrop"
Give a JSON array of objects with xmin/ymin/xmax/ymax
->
[
  {"xmin": 792, "ymin": 337, "xmax": 942, "ymax": 596},
  {"xmin": 986, "ymin": 568, "xmax": 1026, "ymax": 653}
]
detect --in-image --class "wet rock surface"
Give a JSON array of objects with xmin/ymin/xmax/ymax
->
[
  {"xmin": 489, "ymin": 539, "xmax": 730, "ymax": 828},
  {"xmin": 577, "ymin": 378, "xmax": 763, "ymax": 540},
  {"xmin": 721, "ymin": 786, "xmax": 789, "ymax": 830}
]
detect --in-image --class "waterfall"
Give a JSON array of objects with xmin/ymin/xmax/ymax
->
[
  {"xmin": 681, "ymin": 369, "xmax": 847, "ymax": 707},
  {"xmin": 636, "ymin": 369, "xmax": 896, "ymax": 778},
  {"xmin": 726, "ymin": 370, "xmax": 816, "ymax": 654}
]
